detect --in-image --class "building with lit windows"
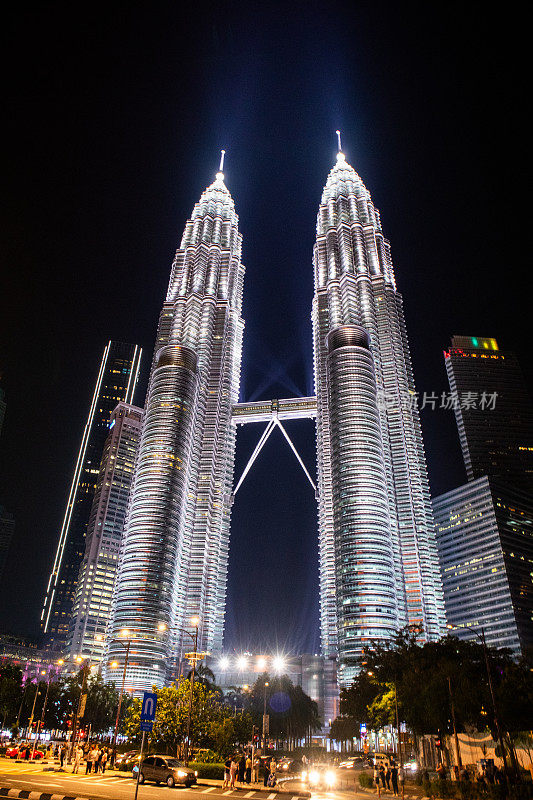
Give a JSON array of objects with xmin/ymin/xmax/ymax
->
[
  {"xmin": 106, "ymin": 145, "xmax": 445, "ymax": 693},
  {"xmin": 105, "ymin": 164, "xmax": 245, "ymax": 692},
  {"xmin": 313, "ymin": 147, "xmax": 445, "ymax": 684},
  {"xmin": 433, "ymin": 477, "xmax": 533, "ymax": 656},
  {"xmin": 41, "ymin": 341, "xmax": 142, "ymax": 652},
  {"xmin": 67, "ymin": 402, "xmax": 143, "ymax": 663},
  {"xmin": 444, "ymin": 336, "xmax": 533, "ymax": 493}
]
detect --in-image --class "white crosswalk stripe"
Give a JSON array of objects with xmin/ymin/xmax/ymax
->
[
  {"xmin": 222, "ymin": 791, "xmax": 234, "ymax": 795},
  {"xmin": 268, "ymin": 793, "xmax": 278, "ymax": 798},
  {"xmin": 244, "ymin": 792, "xmax": 255, "ymax": 797},
  {"xmin": 202, "ymin": 788, "xmax": 217, "ymax": 794}
]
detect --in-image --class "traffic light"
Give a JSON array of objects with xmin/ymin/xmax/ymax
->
[{"xmin": 435, "ymin": 736, "xmax": 442, "ymax": 749}]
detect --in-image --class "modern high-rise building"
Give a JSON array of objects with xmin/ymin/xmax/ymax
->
[
  {"xmin": 312, "ymin": 149, "xmax": 445, "ymax": 684},
  {"xmin": 0, "ymin": 505, "xmax": 15, "ymax": 583},
  {"xmin": 444, "ymin": 336, "xmax": 533, "ymax": 493},
  {"xmin": 106, "ymin": 165, "xmax": 245, "ymax": 691},
  {"xmin": 67, "ymin": 402, "xmax": 143, "ymax": 664},
  {"xmin": 106, "ymin": 146, "xmax": 445, "ymax": 692},
  {"xmin": 41, "ymin": 341, "xmax": 142, "ymax": 652},
  {"xmin": 433, "ymin": 477, "xmax": 533, "ymax": 657}
]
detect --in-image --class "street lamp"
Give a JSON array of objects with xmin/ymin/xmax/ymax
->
[
  {"xmin": 31, "ymin": 669, "xmax": 53, "ymax": 760},
  {"xmin": 109, "ymin": 628, "xmax": 133, "ymax": 767},
  {"xmin": 262, "ymin": 681, "xmax": 269, "ymax": 750},
  {"xmin": 181, "ymin": 616, "xmax": 200, "ymax": 765}
]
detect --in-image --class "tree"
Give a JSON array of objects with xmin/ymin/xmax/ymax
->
[
  {"xmin": 329, "ymin": 716, "xmax": 359, "ymax": 750},
  {"xmin": 0, "ymin": 663, "xmax": 23, "ymax": 729}
]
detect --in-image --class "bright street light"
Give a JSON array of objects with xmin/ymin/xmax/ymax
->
[
  {"xmin": 219, "ymin": 657, "xmax": 230, "ymax": 670},
  {"xmin": 257, "ymin": 656, "xmax": 267, "ymax": 671},
  {"xmin": 237, "ymin": 656, "xmax": 248, "ymax": 671},
  {"xmin": 272, "ymin": 655, "xmax": 285, "ymax": 673}
]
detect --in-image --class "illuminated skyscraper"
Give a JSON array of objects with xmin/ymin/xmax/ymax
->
[
  {"xmin": 444, "ymin": 336, "xmax": 533, "ymax": 493},
  {"xmin": 41, "ymin": 341, "xmax": 142, "ymax": 652},
  {"xmin": 106, "ymin": 164, "xmax": 245, "ymax": 691},
  {"xmin": 313, "ymin": 147, "xmax": 445, "ymax": 684},
  {"xmin": 67, "ymin": 402, "xmax": 143, "ymax": 663}
]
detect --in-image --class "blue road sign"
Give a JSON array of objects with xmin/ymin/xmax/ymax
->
[
  {"xmin": 141, "ymin": 691, "xmax": 157, "ymax": 722},
  {"xmin": 140, "ymin": 720, "xmax": 154, "ymax": 732}
]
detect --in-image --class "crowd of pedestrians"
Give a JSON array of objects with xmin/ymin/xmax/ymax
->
[
  {"xmin": 373, "ymin": 761, "xmax": 404, "ymax": 796},
  {"xmin": 223, "ymin": 753, "xmax": 273, "ymax": 789}
]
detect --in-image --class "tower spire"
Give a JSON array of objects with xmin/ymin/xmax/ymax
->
[
  {"xmin": 216, "ymin": 149, "xmax": 226, "ymax": 182},
  {"xmin": 336, "ymin": 130, "xmax": 342, "ymax": 153}
]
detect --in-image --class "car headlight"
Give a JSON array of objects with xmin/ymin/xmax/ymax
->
[
  {"xmin": 177, "ymin": 770, "xmax": 188, "ymax": 777},
  {"xmin": 325, "ymin": 770, "xmax": 336, "ymax": 787},
  {"xmin": 194, "ymin": 771, "xmax": 198, "ymax": 777},
  {"xmin": 283, "ymin": 764, "xmax": 288, "ymax": 770},
  {"xmin": 309, "ymin": 770, "xmax": 320, "ymax": 785},
  {"xmin": 301, "ymin": 770, "xmax": 308, "ymax": 780}
]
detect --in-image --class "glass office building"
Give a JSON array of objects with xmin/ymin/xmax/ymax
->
[
  {"xmin": 433, "ymin": 477, "xmax": 533, "ymax": 656},
  {"xmin": 67, "ymin": 402, "xmax": 143, "ymax": 663},
  {"xmin": 41, "ymin": 341, "xmax": 142, "ymax": 652},
  {"xmin": 313, "ymin": 151, "xmax": 445, "ymax": 684},
  {"xmin": 444, "ymin": 336, "xmax": 533, "ymax": 493}
]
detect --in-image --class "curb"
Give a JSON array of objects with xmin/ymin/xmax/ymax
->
[{"xmin": 1, "ymin": 789, "xmax": 90, "ymax": 799}]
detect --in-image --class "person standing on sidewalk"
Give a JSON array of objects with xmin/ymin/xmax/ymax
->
[
  {"xmin": 390, "ymin": 763, "xmax": 399, "ymax": 796},
  {"xmin": 245, "ymin": 754, "xmax": 252, "ymax": 784}
]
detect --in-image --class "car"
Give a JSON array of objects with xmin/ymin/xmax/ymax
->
[
  {"xmin": 6, "ymin": 744, "xmax": 44, "ymax": 759},
  {"xmin": 339, "ymin": 756, "xmax": 368, "ymax": 769},
  {"xmin": 115, "ymin": 750, "xmax": 141, "ymax": 770},
  {"xmin": 301, "ymin": 763, "xmax": 338, "ymax": 789},
  {"xmin": 276, "ymin": 756, "xmax": 302, "ymax": 774},
  {"xmin": 133, "ymin": 755, "xmax": 198, "ymax": 788}
]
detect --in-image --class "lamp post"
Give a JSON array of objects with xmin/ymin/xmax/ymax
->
[
  {"xmin": 32, "ymin": 670, "xmax": 53, "ymax": 760},
  {"xmin": 262, "ymin": 681, "xmax": 269, "ymax": 751},
  {"xmin": 27, "ymin": 681, "xmax": 41, "ymax": 743},
  {"xmin": 182, "ymin": 616, "xmax": 200, "ymax": 765},
  {"xmin": 469, "ymin": 628, "xmax": 510, "ymax": 782},
  {"xmin": 58, "ymin": 656, "xmax": 91, "ymax": 762},
  {"xmin": 109, "ymin": 631, "xmax": 132, "ymax": 767}
]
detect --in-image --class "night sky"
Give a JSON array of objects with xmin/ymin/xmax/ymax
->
[{"xmin": 1, "ymin": 3, "xmax": 528, "ymax": 653}]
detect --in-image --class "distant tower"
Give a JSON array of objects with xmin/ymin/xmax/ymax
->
[
  {"xmin": 67, "ymin": 402, "xmax": 143, "ymax": 663},
  {"xmin": 41, "ymin": 341, "xmax": 142, "ymax": 652},
  {"xmin": 444, "ymin": 335, "xmax": 533, "ymax": 493},
  {"xmin": 106, "ymin": 164, "xmax": 244, "ymax": 691},
  {"xmin": 313, "ymin": 147, "xmax": 445, "ymax": 684}
]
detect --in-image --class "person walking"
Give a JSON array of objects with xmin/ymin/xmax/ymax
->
[
  {"xmin": 268, "ymin": 758, "xmax": 277, "ymax": 788},
  {"xmin": 253, "ymin": 754, "xmax": 260, "ymax": 783},
  {"xmin": 59, "ymin": 744, "xmax": 67, "ymax": 769},
  {"xmin": 245, "ymin": 754, "xmax": 252, "ymax": 784},
  {"xmin": 374, "ymin": 765, "xmax": 381, "ymax": 795},
  {"xmin": 385, "ymin": 763, "xmax": 391, "ymax": 790},
  {"xmin": 101, "ymin": 747, "xmax": 108, "ymax": 773},
  {"xmin": 230, "ymin": 756, "xmax": 238, "ymax": 789},
  {"xmin": 390, "ymin": 764, "xmax": 399, "ymax": 796},
  {"xmin": 223, "ymin": 756, "xmax": 231, "ymax": 789},
  {"xmin": 379, "ymin": 764, "xmax": 386, "ymax": 789},
  {"xmin": 398, "ymin": 764, "xmax": 405, "ymax": 797},
  {"xmin": 238, "ymin": 753, "xmax": 246, "ymax": 785},
  {"xmin": 96, "ymin": 747, "xmax": 103, "ymax": 773},
  {"xmin": 85, "ymin": 746, "xmax": 93, "ymax": 774},
  {"xmin": 73, "ymin": 745, "xmax": 83, "ymax": 774},
  {"xmin": 263, "ymin": 758, "xmax": 270, "ymax": 787}
]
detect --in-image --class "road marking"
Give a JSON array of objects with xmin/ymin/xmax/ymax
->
[
  {"xmin": 202, "ymin": 789, "xmax": 217, "ymax": 794},
  {"xmin": 268, "ymin": 793, "xmax": 278, "ymax": 798},
  {"xmin": 223, "ymin": 791, "xmax": 234, "ymax": 795},
  {"xmin": 244, "ymin": 792, "xmax": 255, "ymax": 797}
]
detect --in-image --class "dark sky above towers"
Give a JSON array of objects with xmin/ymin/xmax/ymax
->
[{"xmin": 1, "ymin": 2, "xmax": 528, "ymax": 652}]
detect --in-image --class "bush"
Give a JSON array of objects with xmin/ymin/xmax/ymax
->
[
  {"xmin": 193, "ymin": 749, "xmax": 220, "ymax": 764},
  {"xmin": 359, "ymin": 771, "xmax": 374, "ymax": 789},
  {"xmin": 189, "ymin": 762, "xmax": 225, "ymax": 779}
]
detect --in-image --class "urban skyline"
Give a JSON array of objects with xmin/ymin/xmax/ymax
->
[{"xmin": 1, "ymin": 3, "xmax": 528, "ymax": 655}]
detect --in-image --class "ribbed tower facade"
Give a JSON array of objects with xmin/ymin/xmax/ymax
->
[
  {"xmin": 313, "ymin": 151, "xmax": 445, "ymax": 684},
  {"xmin": 106, "ymin": 169, "xmax": 244, "ymax": 691}
]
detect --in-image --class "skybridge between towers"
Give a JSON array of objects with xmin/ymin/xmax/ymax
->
[{"xmin": 231, "ymin": 396, "xmax": 318, "ymax": 499}]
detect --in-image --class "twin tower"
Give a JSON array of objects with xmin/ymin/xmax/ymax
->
[{"xmin": 104, "ymin": 148, "xmax": 445, "ymax": 691}]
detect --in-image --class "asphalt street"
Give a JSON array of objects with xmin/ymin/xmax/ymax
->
[{"xmin": 0, "ymin": 759, "xmax": 332, "ymax": 800}]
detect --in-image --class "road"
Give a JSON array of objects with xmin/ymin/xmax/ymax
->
[{"xmin": 0, "ymin": 759, "xmax": 349, "ymax": 800}]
